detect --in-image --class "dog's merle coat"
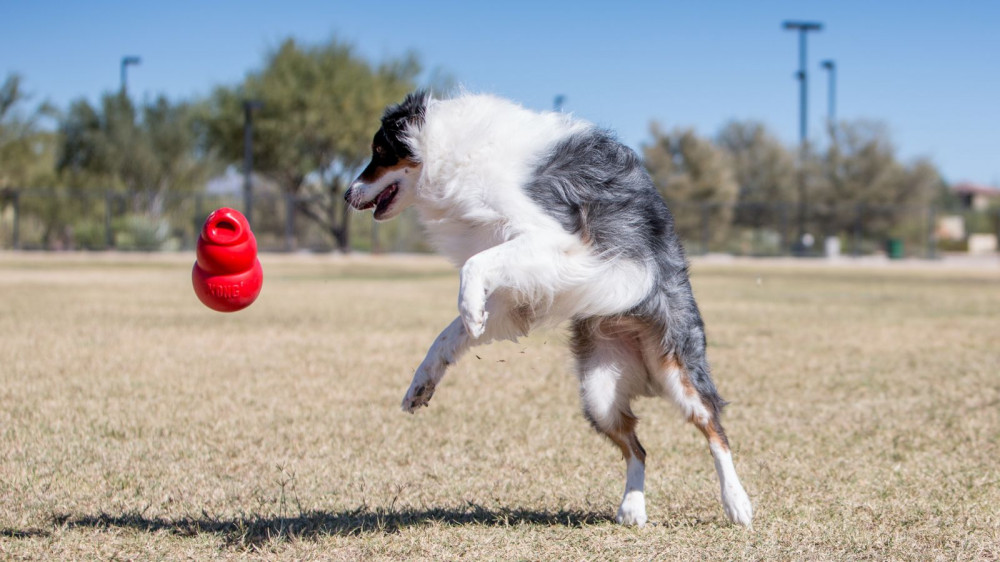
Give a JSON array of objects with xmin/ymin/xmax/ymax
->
[{"xmin": 345, "ymin": 91, "xmax": 752, "ymax": 527}]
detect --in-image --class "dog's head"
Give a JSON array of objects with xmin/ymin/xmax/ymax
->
[{"xmin": 345, "ymin": 91, "xmax": 428, "ymax": 221}]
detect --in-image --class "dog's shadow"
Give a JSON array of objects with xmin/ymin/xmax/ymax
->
[{"xmin": 41, "ymin": 504, "xmax": 612, "ymax": 549}]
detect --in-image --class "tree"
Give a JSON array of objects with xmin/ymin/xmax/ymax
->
[
  {"xmin": 204, "ymin": 37, "xmax": 420, "ymax": 251},
  {"xmin": 58, "ymin": 93, "xmax": 214, "ymax": 207},
  {"xmin": 49, "ymin": 92, "xmax": 218, "ymax": 249},
  {"xmin": 715, "ymin": 120, "xmax": 796, "ymax": 228},
  {"xmin": 643, "ymin": 123, "xmax": 738, "ymax": 248},
  {"xmin": 810, "ymin": 120, "xmax": 943, "ymax": 238},
  {"xmin": 0, "ymin": 73, "xmax": 58, "ymax": 190},
  {"xmin": 0, "ymin": 74, "xmax": 62, "ymax": 248}
]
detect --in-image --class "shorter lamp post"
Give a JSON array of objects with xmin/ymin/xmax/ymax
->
[
  {"xmin": 242, "ymin": 100, "xmax": 264, "ymax": 225},
  {"xmin": 120, "ymin": 56, "xmax": 141, "ymax": 95},
  {"xmin": 821, "ymin": 59, "xmax": 837, "ymax": 123}
]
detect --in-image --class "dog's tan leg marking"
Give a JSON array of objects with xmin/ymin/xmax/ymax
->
[
  {"xmin": 605, "ymin": 414, "xmax": 648, "ymax": 527},
  {"xmin": 572, "ymin": 320, "xmax": 649, "ymax": 526},
  {"xmin": 657, "ymin": 356, "xmax": 753, "ymax": 528}
]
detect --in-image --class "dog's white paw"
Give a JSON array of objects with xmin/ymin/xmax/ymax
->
[
  {"xmin": 458, "ymin": 289, "xmax": 488, "ymax": 340},
  {"xmin": 401, "ymin": 379, "xmax": 436, "ymax": 413},
  {"xmin": 721, "ymin": 483, "xmax": 753, "ymax": 528},
  {"xmin": 616, "ymin": 491, "xmax": 647, "ymax": 527},
  {"xmin": 458, "ymin": 261, "xmax": 490, "ymax": 339},
  {"xmin": 460, "ymin": 305, "xmax": 487, "ymax": 339}
]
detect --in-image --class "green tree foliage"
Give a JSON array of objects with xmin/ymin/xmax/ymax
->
[
  {"xmin": 643, "ymin": 123, "xmax": 738, "ymax": 247},
  {"xmin": 0, "ymin": 74, "xmax": 62, "ymax": 248},
  {"xmin": 204, "ymin": 38, "xmax": 420, "ymax": 251},
  {"xmin": 47, "ymin": 92, "xmax": 218, "ymax": 249},
  {"xmin": 810, "ymin": 120, "xmax": 944, "ymax": 237},
  {"xmin": 715, "ymin": 120, "xmax": 795, "ymax": 228},
  {"xmin": 58, "ymin": 93, "xmax": 215, "ymax": 206},
  {"xmin": 642, "ymin": 117, "xmax": 947, "ymax": 252},
  {"xmin": 0, "ymin": 73, "xmax": 58, "ymax": 190}
]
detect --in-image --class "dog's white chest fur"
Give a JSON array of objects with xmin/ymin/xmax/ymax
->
[
  {"xmin": 405, "ymin": 96, "xmax": 655, "ymax": 337},
  {"xmin": 411, "ymin": 95, "xmax": 588, "ymax": 265}
]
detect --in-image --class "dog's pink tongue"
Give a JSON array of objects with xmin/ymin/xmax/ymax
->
[
  {"xmin": 376, "ymin": 188, "xmax": 392, "ymax": 206},
  {"xmin": 375, "ymin": 184, "xmax": 398, "ymax": 209}
]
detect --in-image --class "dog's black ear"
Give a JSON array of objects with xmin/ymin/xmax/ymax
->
[
  {"xmin": 382, "ymin": 90, "xmax": 428, "ymax": 131},
  {"xmin": 381, "ymin": 90, "xmax": 429, "ymax": 157},
  {"xmin": 400, "ymin": 90, "xmax": 429, "ymax": 124}
]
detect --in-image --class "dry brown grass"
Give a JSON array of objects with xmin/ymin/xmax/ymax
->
[{"xmin": 1, "ymin": 252, "xmax": 998, "ymax": 560}]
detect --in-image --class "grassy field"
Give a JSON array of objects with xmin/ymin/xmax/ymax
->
[{"xmin": 0, "ymin": 252, "xmax": 998, "ymax": 560}]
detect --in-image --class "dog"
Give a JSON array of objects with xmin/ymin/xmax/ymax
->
[{"xmin": 345, "ymin": 91, "xmax": 753, "ymax": 527}]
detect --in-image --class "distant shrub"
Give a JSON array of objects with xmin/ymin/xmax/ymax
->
[{"xmin": 114, "ymin": 214, "xmax": 170, "ymax": 251}]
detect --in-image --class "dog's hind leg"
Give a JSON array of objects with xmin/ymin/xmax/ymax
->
[
  {"xmin": 571, "ymin": 319, "xmax": 650, "ymax": 526},
  {"xmin": 656, "ymin": 353, "xmax": 753, "ymax": 527}
]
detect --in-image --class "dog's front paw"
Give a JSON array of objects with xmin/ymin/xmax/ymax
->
[
  {"xmin": 401, "ymin": 380, "xmax": 436, "ymax": 413},
  {"xmin": 458, "ymin": 284, "xmax": 488, "ymax": 340},
  {"xmin": 459, "ymin": 299, "xmax": 488, "ymax": 339}
]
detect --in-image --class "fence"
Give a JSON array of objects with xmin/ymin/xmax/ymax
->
[{"xmin": 1, "ymin": 188, "xmax": 998, "ymax": 259}]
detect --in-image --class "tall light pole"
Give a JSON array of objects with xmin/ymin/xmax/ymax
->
[
  {"xmin": 782, "ymin": 21, "xmax": 823, "ymax": 251},
  {"xmin": 120, "ymin": 56, "xmax": 141, "ymax": 95},
  {"xmin": 821, "ymin": 59, "xmax": 836, "ymax": 123},
  {"xmin": 243, "ymin": 100, "xmax": 263, "ymax": 226},
  {"xmin": 553, "ymin": 95, "xmax": 566, "ymax": 112},
  {"xmin": 782, "ymin": 22, "xmax": 822, "ymax": 144}
]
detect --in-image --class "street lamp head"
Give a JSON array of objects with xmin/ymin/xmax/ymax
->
[
  {"xmin": 821, "ymin": 60, "xmax": 836, "ymax": 70},
  {"xmin": 120, "ymin": 56, "xmax": 142, "ymax": 95},
  {"xmin": 782, "ymin": 21, "xmax": 823, "ymax": 31}
]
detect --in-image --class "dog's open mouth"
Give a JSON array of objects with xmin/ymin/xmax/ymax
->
[{"xmin": 357, "ymin": 182, "xmax": 400, "ymax": 219}]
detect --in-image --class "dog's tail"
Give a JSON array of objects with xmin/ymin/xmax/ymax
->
[{"xmin": 643, "ymin": 269, "xmax": 729, "ymax": 421}]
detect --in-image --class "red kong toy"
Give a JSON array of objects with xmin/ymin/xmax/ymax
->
[{"xmin": 192, "ymin": 208, "xmax": 263, "ymax": 312}]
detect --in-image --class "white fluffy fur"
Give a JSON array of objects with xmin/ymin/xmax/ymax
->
[{"xmin": 411, "ymin": 96, "xmax": 652, "ymax": 333}]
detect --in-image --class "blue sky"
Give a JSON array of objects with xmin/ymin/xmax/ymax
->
[{"xmin": 2, "ymin": 1, "xmax": 998, "ymax": 184}]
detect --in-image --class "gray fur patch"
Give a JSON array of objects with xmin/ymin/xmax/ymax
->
[{"xmin": 525, "ymin": 129, "xmax": 726, "ymax": 416}]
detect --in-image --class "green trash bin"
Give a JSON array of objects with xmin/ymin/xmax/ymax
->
[{"xmin": 886, "ymin": 238, "xmax": 904, "ymax": 259}]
